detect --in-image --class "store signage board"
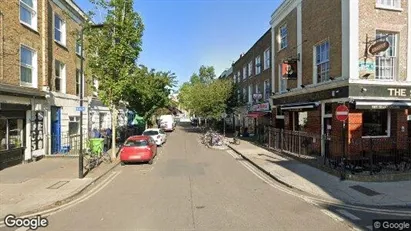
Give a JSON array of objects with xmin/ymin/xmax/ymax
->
[{"xmin": 368, "ymin": 41, "xmax": 390, "ymax": 55}]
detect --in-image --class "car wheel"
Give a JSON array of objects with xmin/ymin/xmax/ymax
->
[
  {"xmin": 121, "ymin": 162, "xmax": 125, "ymax": 166},
  {"xmin": 148, "ymin": 159, "xmax": 153, "ymax": 165}
]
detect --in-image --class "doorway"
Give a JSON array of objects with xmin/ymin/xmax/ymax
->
[
  {"xmin": 323, "ymin": 117, "xmax": 332, "ymax": 158},
  {"xmin": 51, "ymin": 107, "xmax": 61, "ymax": 154}
]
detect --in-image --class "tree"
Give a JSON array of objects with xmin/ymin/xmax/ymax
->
[
  {"xmin": 125, "ymin": 65, "xmax": 177, "ymax": 127},
  {"xmin": 178, "ymin": 66, "xmax": 233, "ymax": 125},
  {"xmin": 85, "ymin": 0, "xmax": 144, "ymax": 159}
]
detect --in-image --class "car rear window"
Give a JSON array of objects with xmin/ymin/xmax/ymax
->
[
  {"xmin": 143, "ymin": 130, "xmax": 159, "ymax": 136},
  {"xmin": 124, "ymin": 140, "xmax": 148, "ymax": 147}
]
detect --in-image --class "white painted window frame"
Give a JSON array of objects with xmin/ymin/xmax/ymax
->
[
  {"xmin": 248, "ymin": 61, "xmax": 253, "ymax": 77},
  {"xmin": 263, "ymin": 48, "xmax": 270, "ymax": 70},
  {"xmin": 242, "ymin": 87, "xmax": 247, "ymax": 102},
  {"xmin": 19, "ymin": 0, "xmax": 38, "ymax": 30},
  {"xmin": 20, "ymin": 44, "xmax": 38, "ymax": 88},
  {"xmin": 376, "ymin": 0, "xmax": 401, "ymax": 10},
  {"xmin": 54, "ymin": 13, "xmax": 66, "ymax": 46},
  {"xmin": 362, "ymin": 110, "xmax": 391, "ymax": 138},
  {"xmin": 263, "ymin": 79, "xmax": 270, "ymax": 101},
  {"xmin": 375, "ymin": 31, "xmax": 398, "ymax": 81},
  {"xmin": 237, "ymin": 71, "xmax": 241, "ymax": 82},
  {"xmin": 255, "ymin": 56, "xmax": 261, "ymax": 75},
  {"xmin": 313, "ymin": 40, "xmax": 330, "ymax": 84},
  {"xmin": 248, "ymin": 85, "xmax": 252, "ymax": 103},
  {"xmin": 55, "ymin": 59, "xmax": 66, "ymax": 93},
  {"xmin": 243, "ymin": 66, "xmax": 247, "ymax": 79},
  {"xmin": 279, "ymin": 24, "xmax": 288, "ymax": 50}
]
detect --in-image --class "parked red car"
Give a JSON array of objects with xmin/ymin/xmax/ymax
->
[{"xmin": 119, "ymin": 136, "xmax": 157, "ymax": 165}]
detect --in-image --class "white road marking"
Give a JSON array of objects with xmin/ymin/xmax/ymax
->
[
  {"xmin": 15, "ymin": 227, "xmax": 28, "ymax": 231},
  {"xmin": 336, "ymin": 209, "xmax": 361, "ymax": 220},
  {"xmin": 0, "ymin": 171, "xmax": 120, "ymax": 228},
  {"xmin": 321, "ymin": 209, "xmax": 345, "ymax": 223},
  {"xmin": 366, "ymin": 225, "xmax": 373, "ymax": 230},
  {"xmin": 225, "ymin": 149, "xmax": 411, "ymax": 217}
]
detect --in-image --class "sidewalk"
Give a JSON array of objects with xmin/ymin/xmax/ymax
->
[
  {"xmin": 228, "ymin": 140, "xmax": 411, "ymax": 207},
  {"xmin": 0, "ymin": 151, "xmax": 120, "ymax": 218}
]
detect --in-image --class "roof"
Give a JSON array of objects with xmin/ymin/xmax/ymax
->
[{"xmin": 127, "ymin": 135, "xmax": 150, "ymax": 140}]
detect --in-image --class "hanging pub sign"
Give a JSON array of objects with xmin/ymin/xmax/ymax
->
[
  {"xmin": 368, "ymin": 41, "xmax": 390, "ymax": 56},
  {"xmin": 282, "ymin": 61, "xmax": 297, "ymax": 80}
]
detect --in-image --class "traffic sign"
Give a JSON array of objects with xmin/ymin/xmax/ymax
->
[
  {"xmin": 336, "ymin": 105, "xmax": 349, "ymax": 122},
  {"xmin": 76, "ymin": 107, "xmax": 85, "ymax": 112}
]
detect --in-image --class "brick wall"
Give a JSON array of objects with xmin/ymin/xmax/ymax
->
[
  {"xmin": 358, "ymin": 0, "xmax": 408, "ymax": 81},
  {"xmin": 0, "ymin": 0, "xmax": 46, "ymax": 87},
  {"xmin": 304, "ymin": 108, "xmax": 321, "ymax": 135},
  {"xmin": 274, "ymin": 8, "xmax": 297, "ymax": 91},
  {"xmin": 301, "ymin": 0, "xmax": 342, "ymax": 85}
]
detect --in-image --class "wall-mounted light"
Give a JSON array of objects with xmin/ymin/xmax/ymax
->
[
  {"xmin": 329, "ymin": 76, "xmax": 335, "ymax": 80},
  {"xmin": 286, "ymin": 88, "xmax": 291, "ymax": 92},
  {"xmin": 300, "ymin": 85, "xmax": 305, "ymax": 88},
  {"xmin": 361, "ymin": 87, "xmax": 367, "ymax": 93}
]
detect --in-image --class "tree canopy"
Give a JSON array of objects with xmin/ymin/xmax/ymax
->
[{"xmin": 178, "ymin": 66, "xmax": 233, "ymax": 119}]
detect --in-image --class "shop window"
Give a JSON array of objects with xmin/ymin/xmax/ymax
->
[
  {"xmin": 0, "ymin": 119, "xmax": 6, "ymax": 151},
  {"xmin": 362, "ymin": 110, "xmax": 389, "ymax": 137},
  {"xmin": 1, "ymin": 119, "xmax": 24, "ymax": 150}
]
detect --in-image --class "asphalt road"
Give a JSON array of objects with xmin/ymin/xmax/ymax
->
[{"xmin": 2, "ymin": 124, "xmax": 409, "ymax": 231}]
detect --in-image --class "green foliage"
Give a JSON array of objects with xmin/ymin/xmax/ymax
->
[
  {"xmin": 178, "ymin": 66, "xmax": 233, "ymax": 119},
  {"xmin": 84, "ymin": 0, "xmax": 144, "ymax": 108},
  {"xmin": 125, "ymin": 65, "xmax": 177, "ymax": 121}
]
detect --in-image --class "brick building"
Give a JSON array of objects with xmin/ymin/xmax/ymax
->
[
  {"xmin": 269, "ymin": 0, "xmax": 410, "ymax": 157},
  {"xmin": 0, "ymin": 0, "xmax": 91, "ymax": 169},
  {"xmin": 230, "ymin": 28, "xmax": 272, "ymax": 135}
]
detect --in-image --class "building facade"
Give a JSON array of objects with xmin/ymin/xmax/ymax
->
[
  {"xmin": 0, "ymin": 0, "xmax": 91, "ymax": 169},
  {"xmin": 270, "ymin": 0, "xmax": 410, "ymax": 157},
  {"xmin": 231, "ymin": 28, "xmax": 272, "ymax": 135}
]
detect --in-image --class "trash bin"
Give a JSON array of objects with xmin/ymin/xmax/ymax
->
[{"xmin": 89, "ymin": 138, "xmax": 104, "ymax": 157}]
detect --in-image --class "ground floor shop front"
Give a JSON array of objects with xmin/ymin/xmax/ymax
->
[{"xmin": 270, "ymin": 83, "xmax": 411, "ymax": 161}]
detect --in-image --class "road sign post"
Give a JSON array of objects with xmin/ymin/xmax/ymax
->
[{"xmin": 335, "ymin": 105, "xmax": 349, "ymax": 180}]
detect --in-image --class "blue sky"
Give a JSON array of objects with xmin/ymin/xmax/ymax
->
[{"xmin": 74, "ymin": 0, "xmax": 281, "ymax": 90}]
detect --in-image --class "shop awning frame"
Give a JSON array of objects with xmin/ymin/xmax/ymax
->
[
  {"xmin": 355, "ymin": 100, "xmax": 411, "ymax": 109},
  {"xmin": 280, "ymin": 102, "xmax": 320, "ymax": 111}
]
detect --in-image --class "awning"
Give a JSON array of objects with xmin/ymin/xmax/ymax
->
[
  {"xmin": 247, "ymin": 112, "xmax": 268, "ymax": 118},
  {"xmin": 355, "ymin": 100, "xmax": 411, "ymax": 109},
  {"xmin": 280, "ymin": 102, "xmax": 320, "ymax": 111}
]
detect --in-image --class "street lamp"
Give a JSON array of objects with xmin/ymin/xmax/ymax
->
[{"xmin": 79, "ymin": 23, "xmax": 105, "ymax": 179}]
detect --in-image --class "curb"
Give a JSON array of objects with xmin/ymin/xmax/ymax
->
[
  {"xmin": 227, "ymin": 144, "xmax": 411, "ymax": 209},
  {"xmin": 227, "ymin": 144, "xmax": 295, "ymax": 189},
  {"xmin": 15, "ymin": 160, "xmax": 121, "ymax": 217}
]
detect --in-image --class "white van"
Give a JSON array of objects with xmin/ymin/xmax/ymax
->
[{"xmin": 159, "ymin": 115, "xmax": 175, "ymax": 132}]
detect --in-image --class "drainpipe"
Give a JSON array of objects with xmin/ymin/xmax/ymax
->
[
  {"xmin": 41, "ymin": 0, "xmax": 47, "ymax": 88},
  {"xmin": 0, "ymin": 10, "xmax": 4, "ymax": 80}
]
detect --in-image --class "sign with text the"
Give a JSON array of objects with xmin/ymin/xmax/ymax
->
[{"xmin": 350, "ymin": 85, "xmax": 411, "ymax": 99}]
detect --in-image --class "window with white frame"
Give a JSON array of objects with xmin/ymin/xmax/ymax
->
[
  {"xmin": 55, "ymin": 60, "xmax": 65, "ymax": 92},
  {"xmin": 376, "ymin": 0, "xmax": 401, "ymax": 9},
  {"xmin": 315, "ymin": 40, "xmax": 330, "ymax": 83},
  {"xmin": 243, "ymin": 66, "xmax": 247, "ymax": 79},
  {"xmin": 255, "ymin": 56, "xmax": 261, "ymax": 75},
  {"xmin": 279, "ymin": 25, "xmax": 288, "ymax": 50},
  {"xmin": 264, "ymin": 80, "xmax": 270, "ymax": 100},
  {"xmin": 248, "ymin": 61, "xmax": 253, "ymax": 76},
  {"xmin": 237, "ymin": 71, "xmax": 241, "ymax": 81},
  {"xmin": 279, "ymin": 64, "xmax": 287, "ymax": 92},
  {"xmin": 54, "ymin": 14, "xmax": 66, "ymax": 45},
  {"xmin": 375, "ymin": 31, "xmax": 397, "ymax": 80},
  {"xmin": 20, "ymin": 45, "xmax": 36, "ymax": 87},
  {"xmin": 248, "ymin": 85, "xmax": 252, "ymax": 103},
  {"xmin": 237, "ymin": 89, "xmax": 240, "ymax": 102},
  {"xmin": 263, "ymin": 48, "xmax": 270, "ymax": 70},
  {"xmin": 76, "ymin": 69, "xmax": 82, "ymax": 96},
  {"xmin": 233, "ymin": 74, "xmax": 237, "ymax": 83},
  {"xmin": 362, "ymin": 110, "xmax": 390, "ymax": 137},
  {"xmin": 242, "ymin": 88, "xmax": 246, "ymax": 102},
  {"xmin": 76, "ymin": 36, "xmax": 82, "ymax": 55},
  {"xmin": 20, "ymin": 0, "xmax": 37, "ymax": 29}
]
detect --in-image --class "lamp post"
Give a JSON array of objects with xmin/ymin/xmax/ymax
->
[{"xmin": 79, "ymin": 24, "xmax": 104, "ymax": 179}]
